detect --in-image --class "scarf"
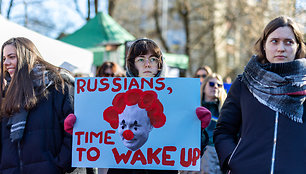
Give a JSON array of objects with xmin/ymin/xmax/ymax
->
[
  {"xmin": 242, "ymin": 55, "xmax": 306, "ymax": 123},
  {"xmin": 7, "ymin": 64, "xmax": 54, "ymax": 142},
  {"xmin": 7, "ymin": 109, "xmax": 28, "ymax": 142}
]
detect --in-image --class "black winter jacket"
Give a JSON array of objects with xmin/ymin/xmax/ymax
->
[
  {"xmin": 0, "ymin": 82, "xmax": 74, "ymax": 174},
  {"xmin": 214, "ymin": 76, "xmax": 306, "ymax": 174}
]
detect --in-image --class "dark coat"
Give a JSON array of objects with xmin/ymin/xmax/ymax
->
[
  {"xmin": 213, "ymin": 76, "xmax": 306, "ymax": 174},
  {"xmin": 0, "ymin": 82, "xmax": 74, "ymax": 174}
]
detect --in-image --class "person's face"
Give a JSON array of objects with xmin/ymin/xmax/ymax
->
[
  {"xmin": 196, "ymin": 69, "xmax": 207, "ymax": 83},
  {"xmin": 104, "ymin": 67, "xmax": 114, "ymax": 77},
  {"xmin": 3, "ymin": 44, "xmax": 18, "ymax": 78},
  {"xmin": 135, "ymin": 52, "xmax": 159, "ymax": 77},
  {"xmin": 118, "ymin": 105, "xmax": 153, "ymax": 151},
  {"xmin": 264, "ymin": 26, "xmax": 298, "ymax": 63},
  {"xmin": 204, "ymin": 77, "xmax": 223, "ymax": 102}
]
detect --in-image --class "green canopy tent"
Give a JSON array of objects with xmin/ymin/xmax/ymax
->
[
  {"xmin": 60, "ymin": 12, "xmax": 188, "ymax": 71},
  {"xmin": 60, "ymin": 12, "xmax": 135, "ymax": 66}
]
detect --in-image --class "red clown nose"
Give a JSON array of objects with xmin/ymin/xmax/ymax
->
[{"xmin": 123, "ymin": 130, "xmax": 134, "ymax": 140}]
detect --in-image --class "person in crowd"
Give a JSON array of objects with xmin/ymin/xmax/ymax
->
[
  {"xmin": 96, "ymin": 61, "xmax": 124, "ymax": 77},
  {"xmin": 200, "ymin": 73, "xmax": 227, "ymax": 174},
  {"xmin": 0, "ymin": 37, "xmax": 75, "ymax": 174},
  {"xmin": 223, "ymin": 76, "xmax": 232, "ymax": 93},
  {"xmin": 64, "ymin": 38, "xmax": 212, "ymax": 174},
  {"xmin": 213, "ymin": 16, "xmax": 306, "ymax": 174},
  {"xmin": 194, "ymin": 66, "xmax": 212, "ymax": 84},
  {"xmin": 74, "ymin": 72, "xmax": 89, "ymax": 77}
]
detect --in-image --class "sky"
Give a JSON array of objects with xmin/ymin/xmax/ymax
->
[
  {"xmin": 1, "ymin": 0, "xmax": 305, "ymax": 38},
  {"xmin": 1, "ymin": 0, "xmax": 108, "ymax": 38}
]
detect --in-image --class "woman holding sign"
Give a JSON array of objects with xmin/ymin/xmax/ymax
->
[
  {"xmin": 0, "ymin": 37, "xmax": 75, "ymax": 174},
  {"xmin": 65, "ymin": 38, "xmax": 211, "ymax": 174},
  {"xmin": 214, "ymin": 16, "xmax": 306, "ymax": 174}
]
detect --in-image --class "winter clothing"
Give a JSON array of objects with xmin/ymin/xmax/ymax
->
[
  {"xmin": 214, "ymin": 57, "xmax": 306, "ymax": 174},
  {"xmin": 196, "ymin": 106, "xmax": 212, "ymax": 129},
  {"xmin": 0, "ymin": 70, "xmax": 74, "ymax": 174},
  {"xmin": 7, "ymin": 108, "xmax": 28, "ymax": 143},
  {"xmin": 202, "ymin": 100, "xmax": 219, "ymax": 146},
  {"xmin": 201, "ymin": 99, "xmax": 224, "ymax": 174},
  {"xmin": 64, "ymin": 113, "xmax": 76, "ymax": 135},
  {"xmin": 202, "ymin": 146, "xmax": 223, "ymax": 174},
  {"xmin": 242, "ymin": 55, "xmax": 306, "ymax": 122}
]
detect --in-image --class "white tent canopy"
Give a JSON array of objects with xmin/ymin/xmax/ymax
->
[{"xmin": 0, "ymin": 15, "xmax": 93, "ymax": 75}]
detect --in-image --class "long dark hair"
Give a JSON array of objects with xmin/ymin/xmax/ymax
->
[
  {"xmin": 0, "ymin": 37, "xmax": 65, "ymax": 116},
  {"xmin": 254, "ymin": 16, "xmax": 305, "ymax": 63},
  {"xmin": 126, "ymin": 38, "xmax": 163, "ymax": 77}
]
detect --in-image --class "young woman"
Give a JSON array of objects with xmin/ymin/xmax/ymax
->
[
  {"xmin": 0, "ymin": 37, "xmax": 75, "ymax": 174},
  {"xmin": 193, "ymin": 66, "xmax": 212, "ymax": 84},
  {"xmin": 214, "ymin": 16, "xmax": 306, "ymax": 174},
  {"xmin": 96, "ymin": 61, "xmax": 124, "ymax": 77},
  {"xmin": 65, "ymin": 38, "xmax": 211, "ymax": 174},
  {"xmin": 109, "ymin": 38, "xmax": 211, "ymax": 174},
  {"xmin": 200, "ymin": 73, "xmax": 227, "ymax": 174}
]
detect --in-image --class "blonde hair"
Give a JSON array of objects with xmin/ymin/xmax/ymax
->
[
  {"xmin": 194, "ymin": 65, "xmax": 212, "ymax": 78},
  {"xmin": 200, "ymin": 73, "xmax": 227, "ymax": 110}
]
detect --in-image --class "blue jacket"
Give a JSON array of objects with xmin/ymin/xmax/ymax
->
[{"xmin": 0, "ymin": 82, "xmax": 74, "ymax": 174}]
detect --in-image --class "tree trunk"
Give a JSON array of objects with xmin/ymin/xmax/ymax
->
[
  {"xmin": 73, "ymin": 0, "xmax": 84, "ymax": 19},
  {"xmin": 94, "ymin": 0, "xmax": 98, "ymax": 14},
  {"xmin": 153, "ymin": 0, "xmax": 169, "ymax": 52},
  {"xmin": 6, "ymin": 0, "xmax": 14, "ymax": 19},
  {"xmin": 86, "ymin": 0, "xmax": 91, "ymax": 21},
  {"xmin": 0, "ymin": 0, "xmax": 2, "ymax": 14},
  {"xmin": 178, "ymin": 0, "xmax": 190, "ymax": 75},
  {"xmin": 108, "ymin": 0, "xmax": 116, "ymax": 16}
]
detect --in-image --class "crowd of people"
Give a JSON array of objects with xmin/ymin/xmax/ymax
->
[{"xmin": 0, "ymin": 15, "xmax": 304, "ymax": 174}]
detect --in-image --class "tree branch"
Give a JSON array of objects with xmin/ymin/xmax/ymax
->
[
  {"xmin": 153, "ymin": 0, "xmax": 169, "ymax": 52},
  {"xmin": 6, "ymin": 0, "xmax": 13, "ymax": 19}
]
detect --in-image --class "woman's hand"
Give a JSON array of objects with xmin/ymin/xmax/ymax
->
[
  {"xmin": 64, "ymin": 113, "xmax": 76, "ymax": 135},
  {"xmin": 196, "ymin": 106, "xmax": 211, "ymax": 129}
]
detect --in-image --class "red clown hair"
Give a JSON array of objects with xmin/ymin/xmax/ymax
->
[{"xmin": 103, "ymin": 89, "xmax": 166, "ymax": 129}]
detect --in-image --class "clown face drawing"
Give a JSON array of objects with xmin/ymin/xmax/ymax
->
[
  {"xmin": 103, "ymin": 89, "xmax": 166, "ymax": 151},
  {"xmin": 118, "ymin": 105, "xmax": 153, "ymax": 151}
]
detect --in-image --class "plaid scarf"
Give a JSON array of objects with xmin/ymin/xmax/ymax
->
[{"xmin": 242, "ymin": 56, "xmax": 306, "ymax": 123}]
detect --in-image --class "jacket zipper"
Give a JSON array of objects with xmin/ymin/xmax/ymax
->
[
  {"xmin": 270, "ymin": 112, "xmax": 279, "ymax": 174},
  {"xmin": 18, "ymin": 142, "xmax": 24, "ymax": 174},
  {"xmin": 227, "ymin": 138, "xmax": 242, "ymax": 166}
]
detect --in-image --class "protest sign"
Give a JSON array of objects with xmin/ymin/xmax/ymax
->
[{"xmin": 72, "ymin": 77, "xmax": 201, "ymax": 170}]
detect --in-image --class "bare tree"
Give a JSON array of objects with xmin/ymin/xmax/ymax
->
[
  {"xmin": 73, "ymin": 0, "xmax": 85, "ymax": 19},
  {"xmin": 6, "ymin": 0, "xmax": 14, "ymax": 19},
  {"xmin": 94, "ymin": 0, "xmax": 98, "ymax": 14},
  {"xmin": 0, "ymin": 0, "xmax": 2, "ymax": 14},
  {"xmin": 153, "ymin": 0, "xmax": 169, "ymax": 52},
  {"xmin": 108, "ymin": 0, "xmax": 117, "ymax": 16},
  {"xmin": 87, "ymin": 0, "xmax": 91, "ymax": 21},
  {"xmin": 85, "ymin": 0, "xmax": 99, "ymax": 21}
]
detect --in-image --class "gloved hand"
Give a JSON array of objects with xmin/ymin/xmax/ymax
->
[
  {"xmin": 64, "ymin": 113, "xmax": 76, "ymax": 135},
  {"xmin": 196, "ymin": 107, "xmax": 211, "ymax": 129}
]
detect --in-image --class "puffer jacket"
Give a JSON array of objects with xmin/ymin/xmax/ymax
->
[{"xmin": 0, "ymin": 76, "xmax": 74, "ymax": 174}]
